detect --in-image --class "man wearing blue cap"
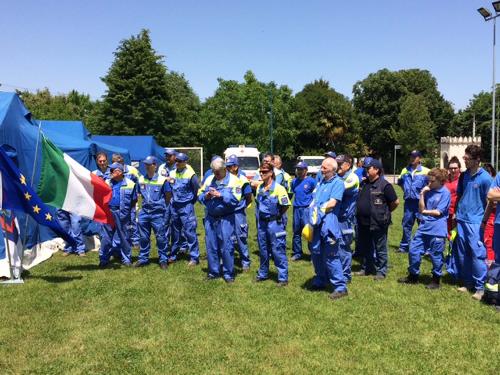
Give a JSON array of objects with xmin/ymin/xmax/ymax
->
[
  {"xmin": 168, "ymin": 152, "xmax": 200, "ymax": 266},
  {"xmin": 99, "ymin": 163, "xmax": 138, "ymax": 267},
  {"xmin": 397, "ymin": 150, "xmax": 429, "ymax": 253},
  {"xmin": 335, "ymin": 154, "xmax": 359, "ymax": 283},
  {"xmin": 226, "ymin": 154, "xmax": 252, "ymax": 270},
  {"xmin": 291, "ymin": 161, "xmax": 316, "ymax": 261},
  {"xmin": 158, "ymin": 148, "xmax": 178, "ymax": 251},
  {"xmin": 134, "ymin": 156, "xmax": 171, "ymax": 269},
  {"xmin": 356, "ymin": 159, "xmax": 399, "ymax": 279}
]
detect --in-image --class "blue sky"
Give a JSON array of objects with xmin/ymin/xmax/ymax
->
[{"xmin": 0, "ymin": 0, "xmax": 496, "ymax": 109}]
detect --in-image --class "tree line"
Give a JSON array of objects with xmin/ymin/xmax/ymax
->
[{"xmin": 18, "ymin": 29, "xmax": 494, "ymax": 168}]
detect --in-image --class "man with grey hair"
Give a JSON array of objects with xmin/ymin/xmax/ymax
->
[
  {"xmin": 199, "ymin": 158, "xmax": 245, "ymax": 282},
  {"xmin": 309, "ymin": 157, "xmax": 347, "ymax": 300}
]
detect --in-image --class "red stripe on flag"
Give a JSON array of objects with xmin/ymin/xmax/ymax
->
[{"xmin": 90, "ymin": 173, "xmax": 114, "ymax": 226}]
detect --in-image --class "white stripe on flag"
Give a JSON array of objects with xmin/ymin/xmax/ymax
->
[{"xmin": 61, "ymin": 154, "xmax": 96, "ymax": 218}]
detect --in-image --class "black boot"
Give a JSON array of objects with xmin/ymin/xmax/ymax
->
[
  {"xmin": 426, "ymin": 275, "xmax": 441, "ymax": 290},
  {"xmin": 398, "ymin": 273, "xmax": 419, "ymax": 284}
]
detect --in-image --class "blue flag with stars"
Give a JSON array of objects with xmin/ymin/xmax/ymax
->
[{"xmin": 0, "ymin": 147, "xmax": 75, "ymax": 246}]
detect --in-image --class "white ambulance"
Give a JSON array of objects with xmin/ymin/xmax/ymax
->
[{"xmin": 223, "ymin": 145, "xmax": 261, "ymax": 181}]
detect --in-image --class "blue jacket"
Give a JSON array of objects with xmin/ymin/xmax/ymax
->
[
  {"xmin": 198, "ymin": 173, "xmax": 243, "ymax": 217},
  {"xmin": 398, "ymin": 164, "xmax": 429, "ymax": 200},
  {"xmin": 138, "ymin": 173, "xmax": 169, "ymax": 214},
  {"xmin": 170, "ymin": 165, "xmax": 199, "ymax": 204},
  {"xmin": 107, "ymin": 177, "xmax": 137, "ymax": 220},
  {"xmin": 256, "ymin": 181, "xmax": 291, "ymax": 219},
  {"xmin": 338, "ymin": 169, "xmax": 360, "ymax": 222}
]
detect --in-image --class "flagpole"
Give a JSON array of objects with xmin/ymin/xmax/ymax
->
[
  {"xmin": 20, "ymin": 121, "xmax": 43, "ymax": 274},
  {"xmin": 0, "ymin": 210, "xmax": 23, "ymax": 285}
]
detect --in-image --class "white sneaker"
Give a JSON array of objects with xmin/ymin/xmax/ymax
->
[{"xmin": 472, "ymin": 290, "xmax": 484, "ymax": 301}]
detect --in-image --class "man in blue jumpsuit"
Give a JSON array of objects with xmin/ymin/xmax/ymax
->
[
  {"xmin": 255, "ymin": 162, "xmax": 291, "ymax": 286},
  {"xmin": 168, "ymin": 152, "xmax": 200, "ymax": 266},
  {"xmin": 202, "ymin": 155, "xmax": 223, "ymax": 184},
  {"xmin": 93, "ymin": 151, "xmax": 111, "ymax": 181},
  {"xmin": 134, "ymin": 156, "xmax": 171, "ymax": 269},
  {"xmin": 335, "ymin": 155, "xmax": 359, "ymax": 283},
  {"xmin": 226, "ymin": 154, "xmax": 252, "ymax": 270},
  {"xmin": 310, "ymin": 157, "xmax": 346, "ymax": 299},
  {"xmin": 199, "ymin": 158, "xmax": 244, "ymax": 282},
  {"xmin": 315, "ymin": 151, "xmax": 336, "ymax": 183},
  {"xmin": 397, "ymin": 150, "xmax": 429, "ymax": 253},
  {"xmin": 56, "ymin": 209, "xmax": 86, "ymax": 256},
  {"xmin": 291, "ymin": 161, "xmax": 316, "ymax": 261},
  {"xmin": 99, "ymin": 163, "xmax": 138, "ymax": 267},
  {"xmin": 454, "ymin": 145, "xmax": 491, "ymax": 301},
  {"xmin": 158, "ymin": 148, "xmax": 178, "ymax": 251}
]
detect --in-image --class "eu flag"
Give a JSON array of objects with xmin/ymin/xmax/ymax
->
[{"xmin": 0, "ymin": 147, "xmax": 75, "ymax": 246}]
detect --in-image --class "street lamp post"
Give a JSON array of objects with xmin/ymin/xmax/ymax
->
[
  {"xmin": 478, "ymin": 1, "xmax": 500, "ymax": 168},
  {"xmin": 394, "ymin": 144, "xmax": 401, "ymax": 184}
]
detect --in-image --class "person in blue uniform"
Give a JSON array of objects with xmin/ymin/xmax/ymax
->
[
  {"xmin": 255, "ymin": 162, "xmax": 291, "ymax": 286},
  {"xmin": 56, "ymin": 209, "xmax": 86, "ymax": 256},
  {"xmin": 93, "ymin": 152, "xmax": 111, "ymax": 181},
  {"xmin": 354, "ymin": 157, "xmax": 365, "ymax": 183},
  {"xmin": 397, "ymin": 150, "xmax": 429, "ymax": 253},
  {"xmin": 168, "ymin": 152, "xmax": 200, "ymax": 266},
  {"xmin": 202, "ymin": 155, "xmax": 223, "ymax": 184},
  {"xmin": 291, "ymin": 161, "xmax": 316, "ymax": 261},
  {"xmin": 335, "ymin": 154, "xmax": 359, "ymax": 283},
  {"xmin": 99, "ymin": 163, "xmax": 138, "ymax": 267},
  {"xmin": 309, "ymin": 157, "xmax": 346, "ymax": 299},
  {"xmin": 199, "ymin": 158, "xmax": 244, "ymax": 282},
  {"xmin": 399, "ymin": 168, "xmax": 451, "ymax": 289},
  {"xmin": 355, "ymin": 159, "xmax": 399, "ymax": 280},
  {"xmin": 315, "ymin": 151, "xmax": 336, "ymax": 183},
  {"xmin": 226, "ymin": 154, "xmax": 252, "ymax": 270},
  {"xmin": 158, "ymin": 148, "xmax": 177, "ymax": 177},
  {"xmin": 454, "ymin": 145, "xmax": 492, "ymax": 301},
  {"xmin": 158, "ymin": 148, "xmax": 180, "ymax": 252},
  {"xmin": 134, "ymin": 156, "xmax": 171, "ymax": 269}
]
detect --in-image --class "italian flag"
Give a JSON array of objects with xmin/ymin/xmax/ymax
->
[{"xmin": 37, "ymin": 136, "xmax": 113, "ymax": 224}]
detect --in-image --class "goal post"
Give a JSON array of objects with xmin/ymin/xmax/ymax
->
[{"xmin": 174, "ymin": 147, "xmax": 204, "ymax": 178}]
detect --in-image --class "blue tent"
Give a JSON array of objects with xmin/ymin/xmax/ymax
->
[
  {"xmin": 92, "ymin": 135, "xmax": 165, "ymax": 174},
  {"xmin": 40, "ymin": 120, "xmax": 131, "ymax": 169}
]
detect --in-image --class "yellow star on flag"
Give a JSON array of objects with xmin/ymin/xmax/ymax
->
[
  {"xmin": 24, "ymin": 192, "xmax": 32, "ymax": 201},
  {"xmin": 33, "ymin": 205, "xmax": 41, "ymax": 214},
  {"xmin": 20, "ymin": 174, "xmax": 26, "ymax": 185},
  {"xmin": 45, "ymin": 213, "xmax": 52, "ymax": 221}
]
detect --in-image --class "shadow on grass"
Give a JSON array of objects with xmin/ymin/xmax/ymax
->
[
  {"xmin": 62, "ymin": 264, "xmax": 121, "ymax": 271},
  {"xmin": 26, "ymin": 274, "xmax": 84, "ymax": 283},
  {"xmin": 300, "ymin": 277, "xmax": 330, "ymax": 292}
]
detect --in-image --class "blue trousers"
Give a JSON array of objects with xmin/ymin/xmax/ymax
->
[
  {"xmin": 493, "ymin": 223, "xmax": 500, "ymax": 264},
  {"xmin": 99, "ymin": 208, "xmax": 132, "ymax": 265},
  {"xmin": 310, "ymin": 229, "xmax": 346, "ymax": 292},
  {"xmin": 357, "ymin": 224, "xmax": 388, "ymax": 276},
  {"xmin": 409, "ymin": 232, "xmax": 445, "ymax": 277},
  {"xmin": 399, "ymin": 199, "xmax": 419, "ymax": 252},
  {"xmin": 455, "ymin": 221, "xmax": 487, "ymax": 291},
  {"xmin": 170, "ymin": 203, "xmax": 200, "ymax": 262},
  {"xmin": 56, "ymin": 210, "xmax": 85, "ymax": 254},
  {"xmin": 129, "ymin": 206, "xmax": 139, "ymax": 246},
  {"xmin": 205, "ymin": 214, "xmax": 235, "ymax": 280},
  {"xmin": 234, "ymin": 210, "xmax": 251, "ymax": 268},
  {"xmin": 257, "ymin": 219, "xmax": 288, "ymax": 282},
  {"xmin": 292, "ymin": 206, "xmax": 311, "ymax": 258},
  {"xmin": 137, "ymin": 210, "xmax": 169, "ymax": 264},
  {"xmin": 339, "ymin": 220, "xmax": 354, "ymax": 282}
]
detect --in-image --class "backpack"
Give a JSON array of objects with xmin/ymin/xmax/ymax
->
[{"xmin": 484, "ymin": 262, "xmax": 500, "ymax": 306}]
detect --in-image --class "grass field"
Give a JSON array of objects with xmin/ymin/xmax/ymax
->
[{"xmin": 0, "ymin": 189, "xmax": 499, "ymax": 374}]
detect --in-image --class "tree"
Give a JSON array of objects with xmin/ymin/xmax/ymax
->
[
  {"xmin": 352, "ymin": 68, "xmax": 453, "ymax": 160},
  {"xmin": 97, "ymin": 29, "xmax": 174, "ymax": 145},
  {"xmin": 394, "ymin": 94, "xmax": 436, "ymax": 157},
  {"xmin": 293, "ymin": 79, "xmax": 365, "ymax": 155},
  {"xmin": 18, "ymin": 88, "xmax": 99, "ymax": 132},
  {"xmin": 199, "ymin": 71, "xmax": 296, "ymax": 158}
]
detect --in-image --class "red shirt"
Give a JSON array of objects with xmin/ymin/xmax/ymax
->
[{"xmin": 445, "ymin": 175, "xmax": 460, "ymax": 216}]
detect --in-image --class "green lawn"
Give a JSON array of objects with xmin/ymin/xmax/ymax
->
[{"xmin": 1, "ymin": 189, "xmax": 499, "ymax": 374}]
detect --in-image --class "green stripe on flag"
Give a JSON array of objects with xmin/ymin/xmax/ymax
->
[{"xmin": 37, "ymin": 136, "xmax": 70, "ymax": 207}]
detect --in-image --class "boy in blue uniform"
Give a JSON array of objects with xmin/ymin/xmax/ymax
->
[
  {"xmin": 397, "ymin": 150, "xmax": 429, "ymax": 253},
  {"xmin": 291, "ymin": 161, "xmax": 316, "ymax": 261},
  {"xmin": 134, "ymin": 156, "xmax": 171, "ymax": 269},
  {"xmin": 99, "ymin": 163, "xmax": 138, "ymax": 267},
  {"xmin": 454, "ymin": 145, "xmax": 492, "ymax": 300},
  {"xmin": 399, "ymin": 168, "xmax": 450, "ymax": 289}
]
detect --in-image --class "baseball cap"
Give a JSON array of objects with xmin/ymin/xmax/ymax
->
[
  {"xmin": 335, "ymin": 155, "xmax": 349, "ymax": 164},
  {"xmin": 175, "ymin": 152, "xmax": 189, "ymax": 162},
  {"xmin": 365, "ymin": 158, "xmax": 383, "ymax": 170},
  {"xmin": 142, "ymin": 156, "xmax": 157, "ymax": 165},
  {"xmin": 363, "ymin": 156, "xmax": 374, "ymax": 167},
  {"xmin": 226, "ymin": 154, "xmax": 239, "ymax": 166},
  {"xmin": 109, "ymin": 162, "xmax": 124, "ymax": 172},
  {"xmin": 295, "ymin": 161, "xmax": 308, "ymax": 169},
  {"xmin": 324, "ymin": 151, "xmax": 337, "ymax": 159},
  {"xmin": 409, "ymin": 150, "xmax": 422, "ymax": 158},
  {"xmin": 164, "ymin": 148, "xmax": 177, "ymax": 156}
]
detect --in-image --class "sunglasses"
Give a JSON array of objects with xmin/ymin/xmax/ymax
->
[{"xmin": 259, "ymin": 170, "xmax": 271, "ymax": 175}]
